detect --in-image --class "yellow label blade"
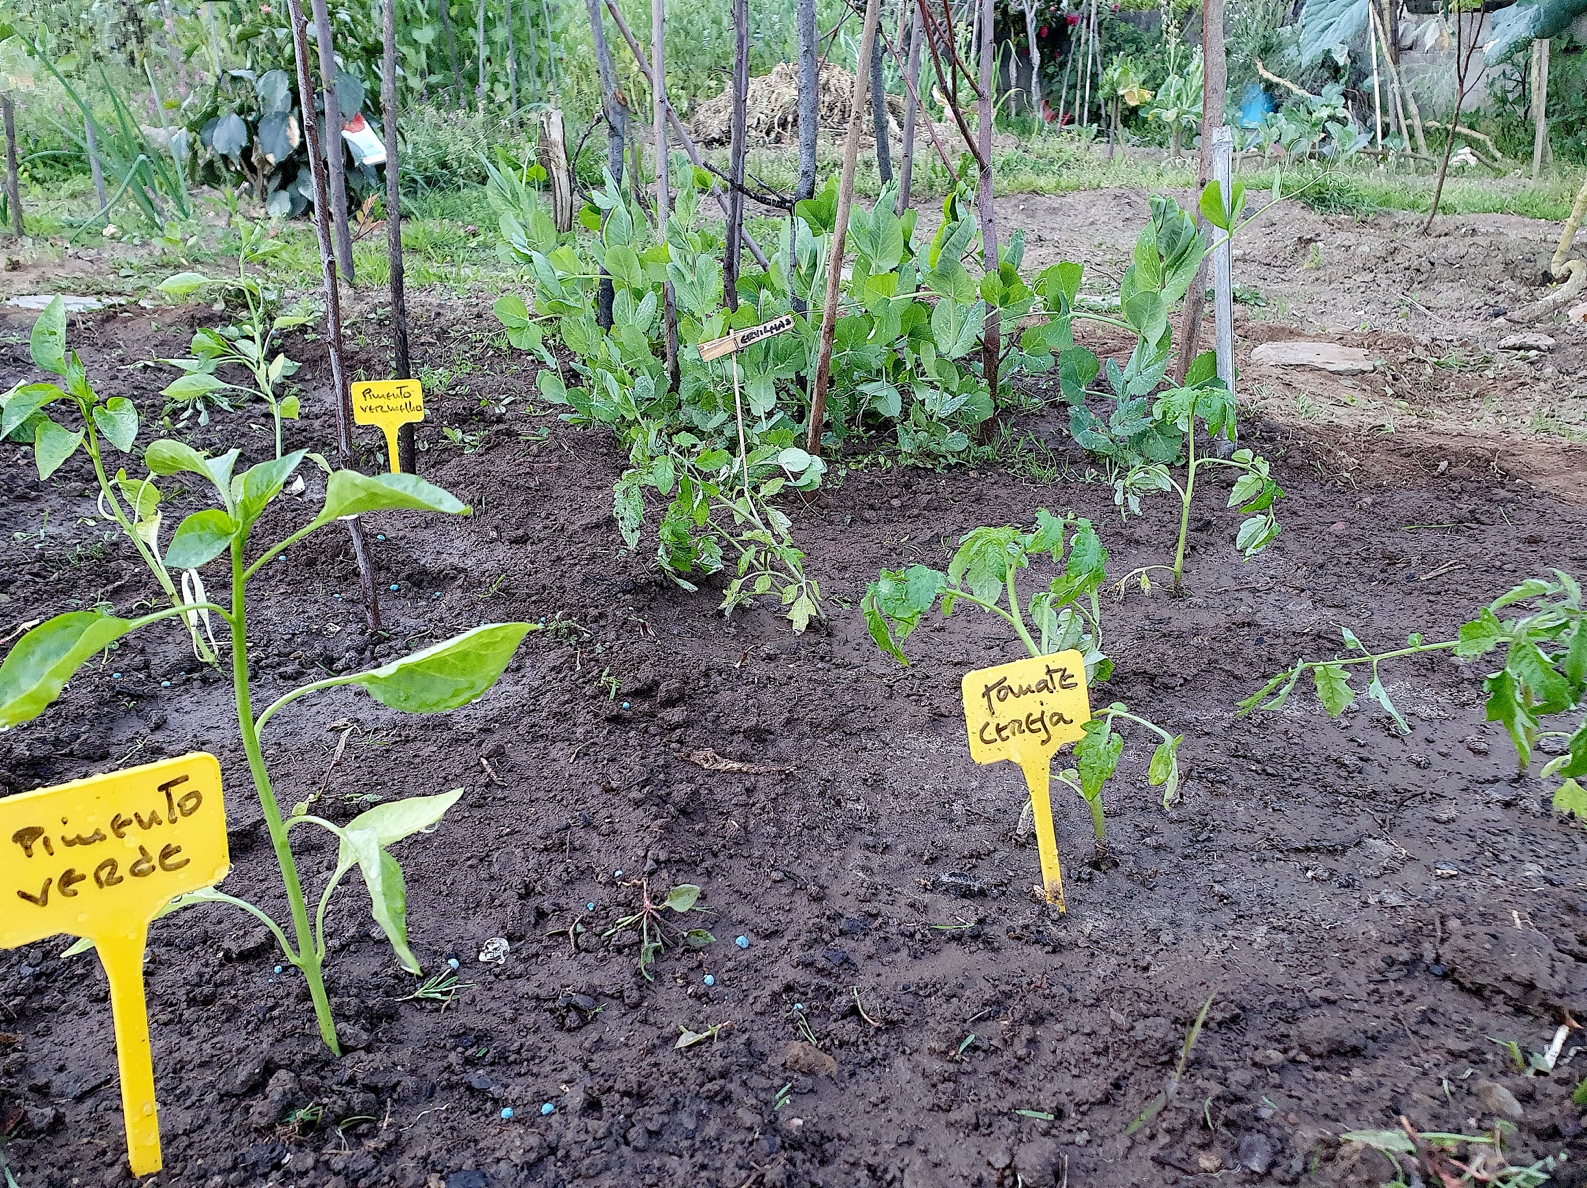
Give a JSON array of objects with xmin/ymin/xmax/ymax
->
[
  {"xmin": 351, "ymin": 379, "xmax": 425, "ymax": 472},
  {"xmin": 960, "ymin": 651, "xmax": 1090, "ymax": 908},
  {"xmin": 0, "ymin": 753, "xmax": 230, "ymax": 1176}
]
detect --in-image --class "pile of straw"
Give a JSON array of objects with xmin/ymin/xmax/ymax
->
[{"xmin": 689, "ymin": 61, "xmax": 903, "ymax": 147}]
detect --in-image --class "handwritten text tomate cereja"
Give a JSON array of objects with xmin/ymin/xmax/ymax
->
[
  {"xmin": 974, "ymin": 660, "xmax": 1080, "ymax": 746},
  {"xmin": 10, "ymin": 773, "xmax": 209, "ymax": 909}
]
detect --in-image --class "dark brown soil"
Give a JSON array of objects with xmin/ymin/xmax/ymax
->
[{"xmin": 3, "ymin": 295, "xmax": 1587, "ymax": 1188}]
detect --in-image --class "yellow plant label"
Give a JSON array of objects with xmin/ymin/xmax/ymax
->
[
  {"xmin": 961, "ymin": 651, "xmax": 1090, "ymax": 909},
  {"xmin": 0, "ymin": 753, "xmax": 229, "ymax": 1176},
  {"xmin": 351, "ymin": 379, "xmax": 425, "ymax": 473}
]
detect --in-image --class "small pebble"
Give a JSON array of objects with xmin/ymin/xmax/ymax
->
[
  {"xmin": 586, "ymin": 902, "xmax": 595, "ymax": 911},
  {"xmin": 112, "ymin": 673, "xmax": 121, "ymax": 679},
  {"xmin": 333, "ymin": 593, "xmax": 342, "ymax": 600},
  {"xmin": 541, "ymin": 1103, "xmax": 555, "ymax": 1116},
  {"xmin": 273, "ymin": 965, "xmax": 282, "ymax": 974},
  {"xmin": 161, "ymin": 681, "xmax": 171, "ymax": 688},
  {"xmin": 448, "ymin": 957, "xmax": 460, "ymax": 970},
  {"xmin": 500, "ymin": 1107, "xmax": 514, "ymax": 1120},
  {"xmin": 704, "ymin": 974, "xmax": 715, "ymax": 987},
  {"xmin": 389, "ymin": 584, "xmax": 399, "ymax": 591},
  {"xmin": 615, "ymin": 869, "xmax": 623, "ymax": 877},
  {"xmin": 622, "ymin": 701, "xmax": 630, "ymax": 709},
  {"xmin": 735, "ymin": 936, "xmax": 749, "ymax": 949}
]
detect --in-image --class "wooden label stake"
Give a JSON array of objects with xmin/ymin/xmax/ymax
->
[
  {"xmin": 696, "ymin": 314, "xmax": 794, "ymax": 362},
  {"xmin": 0, "ymin": 754, "xmax": 230, "ymax": 1176}
]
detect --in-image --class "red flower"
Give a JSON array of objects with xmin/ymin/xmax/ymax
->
[{"xmin": 1066, "ymin": 13, "xmax": 1080, "ymax": 25}]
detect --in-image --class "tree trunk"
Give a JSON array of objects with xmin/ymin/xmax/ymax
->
[
  {"xmin": 1531, "ymin": 38, "xmax": 1550, "ymax": 179},
  {"xmin": 1021, "ymin": 0, "xmax": 1041, "ymax": 119},
  {"xmin": 796, "ymin": 0, "xmax": 819, "ymax": 202},
  {"xmin": 586, "ymin": 0, "xmax": 625, "ymax": 328},
  {"xmin": 310, "ymin": 0, "xmax": 356, "ymax": 282},
  {"xmin": 437, "ymin": 0, "xmax": 465, "ymax": 105},
  {"xmin": 3, "ymin": 94, "xmax": 21, "ymax": 238},
  {"xmin": 1170, "ymin": 0, "xmax": 1226, "ymax": 386},
  {"xmin": 897, "ymin": 3, "xmax": 923, "ymax": 214},
  {"xmin": 653, "ymin": 0, "xmax": 679, "ymax": 389},
  {"xmin": 382, "ymin": 0, "xmax": 416, "ymax": 473},
  {"xmin": 976, "ymin": 0, "xmax": 1000, "ymax": 435},
  {"xmin": 285, "ymin": 0, "xmax": 382, "ymax": 630},
  {"xmin": 871, "ymin": 25, "xmax": 892, "ymax": 185},
  {"xmin": 806, "ymin": 0, "xmax": 882, "ymax": 456},
  {"xmin": 539, "ymin": 109, "xmax": 574, "ymax": 231},
  {"xmin": 726, "ymin": 0, "xmax": 749, "ymax": 311}
]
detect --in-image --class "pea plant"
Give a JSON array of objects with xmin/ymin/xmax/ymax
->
[
  {"xmin": 1239, "ymin": 572, "xmax": 1586, "ymax": 813},
  {"xmin": 0, "ymin": 303, "xmax": 532, "ymax": 1056},
  {"xmin": 156, "ymin": 224, "xmax": 312, "ymax": 457},
  {"xmin": 602, "ymin": 881, "xmax": 715, "ymax": 982},
  {"xmin": 862, "ymin": 510, "xmax": 1183, "ymax": 848}
]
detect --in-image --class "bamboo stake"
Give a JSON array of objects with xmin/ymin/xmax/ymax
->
[
  {"xmin": 897, "ymin": 3, "xmax": 924, "ymax": 213},
  {"xmin": 475, "ymin": 0, "xmax": 488, "ymax": 113},
  {"xmin": 586, "ymin": 0, "xmax": 626, "ymax": 329},
  {"xmin": 600, "ymin": 0, "xmax": 770, "ymax": 268},
  {"xmin": 506, "ymin": 0, "xmax": 520, "ymax": 127},
  {"xmin": 3, "ymin": 94, "xmax": 21, "ymax": 238},
  {"xmin": 1531, "ymin": 38, "xmax": 1550, "ymax": 179},
  {"xmin": 310, "ymin": 0, "xmax": 356, "ymax": 281},
  {"xmin": 806, "ymin": 0, "xmax": 883, "ymax": 457},
  {"xmin": 725, "ymin": 0, "xmax": 749, "ymax": 311},
  {"xmin": 651, "ymin": 0, "xmax": 679, "ymax": 390},
  {"xmin": 975, "ymin": 0, "xmax": 999, "ymax": 436},
  {"xmin": 796, "ymin": 0, "xmax": 818, "ymax": 202},
  {"xmin": 1170, "ymin": 0, "xmax": 1226, "ymax": 388},
  {"xmin": 382, "ymin": 0, "xmax": 416, "ymax": 473},
  {"xmin": 871, "ymin": 20, "xmax": 892, "ymax": 184},
  {"xmin": 285, "ymin": 0, "xmax": 382, "ymax": 630}
]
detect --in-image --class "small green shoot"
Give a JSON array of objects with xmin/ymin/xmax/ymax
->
[
  {"xmin": 602, "ymin": 881, "xmax": 714, "ymax": 981},
  {"xmin": 1126, "ymin": 993, "xmax": 1215, "ymax": 1135},
  {"xmin": 399, "ymin": 969, "xmax": 473, "ymax": 1010}
]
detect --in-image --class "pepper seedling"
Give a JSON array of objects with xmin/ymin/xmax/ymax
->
[
  {"xmin": 1239, "ymin": 571, "xmax": 1586, "ymax": 814},
  {"xmin": 157, "ymin": 225, "xmax": 312, "ymax": 457},
  {"xmin": 863, "ymin": 509, "xmax": 1182, "ymax": 849},
  {"xmin": 0, "ymin": 301, "xmax": 534, "ymax": 1055}
]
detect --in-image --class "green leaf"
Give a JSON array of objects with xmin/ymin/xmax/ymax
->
[
  {"xmin": 144, "ymin": 438, "xmax": 213, "ymax": 477},
  {"xmin": 342, "ymin": 787, "xmax": 465, "ymax": 850},
  {"xmin": 341, "ymin": 825, "xmax": 422, "ymax": 973},
  {"xmin": 33, "ymin": 418, "xmax": 83, "ymax": 480},
  {"xmin": 346, "ymin": 623, "xmax": 533, "ymax": 713},
  {"xmin": 1298, "ymin": 0, "xmax": 1370, "ymax": 65},
  {"xmin": 165, "ymin": 509, "xmax": 236, "ymax": 569},
  {"xmin": 863, "ymin": 564, "xmax": 947, "ymax": 663},
  {"xmin": 1312, "ymin": 663, "xmax": 1355, "ymax": 716},
  {"xmin": 163, "ymin": 371, "xmax": 230, "ymax": 402},
  {"xmin": 1510, "ymin": 640, "xmax": 1573, "ymax": 715},
  {"xmin": 2, "ymin": 382, "xmax": 67, "ymax": 439},
  {"xmin": 0, "ymin": 611, "xmax": 133, "ymax": 728},
  {"xmin": 158, "ymin": 271, "xmax": 212, "ymax": 298},
  {"xmin": 279, "ymin": 395, "xmax": 300, "ymax": 419},
  {"xmin": 1341, "ymin": 1130, "xmax": 1416, "ymax": 1156},
  {"xmin": 652, "ymin": 455, "xmax": 676, "ymax": 496},
  {"xmin": 1075, "ymin": 718, "xmax": 1124, "ymax": 803},
  {"xmin": 316, "ymin": 470, "xmax": 469, "ymax": 524},
  {"xmin": 492, "ymin": 293, "xmax": 530, "ymax": 328},
  {"xmin": 1456, "ymin": 608, "xmax": 1507, "ymax": 658},
  {"xmin": 664, "ymin": 884, "xmax": 701, "ymax": 912},
  {"xmin": 1485, "ymin": 668, "xmax": 1535, "ymax": 769},
  {"xmin": 1555, "ymin": 778, "xmax": 1587, "ymax": 821},
  {"xmin": 30, "ymin": 298, "xmax": 67, "ymax": 376},
  {"xmin": 1199, "ymin": 180, "xmax": 1231, "ymax": 231},
  {"xmin": 1484, "ymin": 0, "xmax": 1587, "ymax": 63},
  {"xmin": 236, "ymin": 450, "xmax": 307, "ymax": 524},
  {"xmin": 91, "ymin": 397, "xmax": 139, "ymax": 452},
  {"xmin": 683, "ymin": 928, "xmax": 716, "ymax": 947},
  {"xmin": 1367, "ymin": 671, "xmax": 1409, "ymax": 734},
  {"xmin": 1147, "ymin": 734, "xmax": 1182, "ymax": 806}
]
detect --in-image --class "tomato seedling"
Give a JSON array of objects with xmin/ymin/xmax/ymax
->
[
  {"xmin": 1240, "ymin": 572, "xmax": 1586, "ymax": 812},
  {"xmin": 863, "ymin": 510, "xmax": 1182, "ymax": 847}
]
